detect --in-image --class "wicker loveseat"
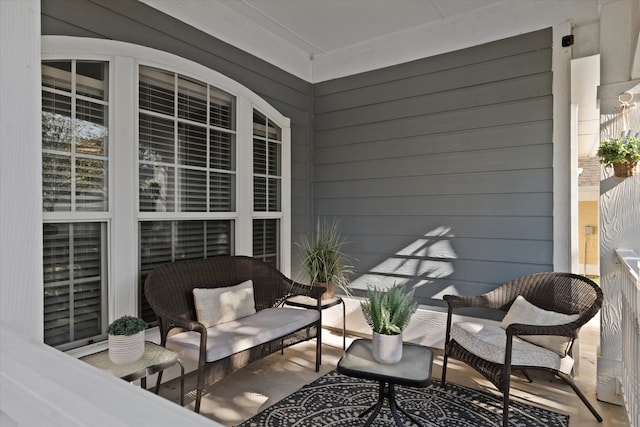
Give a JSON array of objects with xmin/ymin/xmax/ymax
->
[{"xmin": 144, "ymin": 256, "xmax": 324, "ymax": 413}]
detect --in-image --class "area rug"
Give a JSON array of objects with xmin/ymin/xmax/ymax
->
[{"xmin": 237, "ymin": 370, "xmax": 569, "ymax": 426}]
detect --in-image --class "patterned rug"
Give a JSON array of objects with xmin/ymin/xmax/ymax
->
[{"xmin": 238, "ymin": 370, "xmax": 569, "ymax": 427}]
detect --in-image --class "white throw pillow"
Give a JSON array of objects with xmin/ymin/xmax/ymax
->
[
  {"xmin": 500, "ymin": 295, "xmax": 579, "ymax": 356},
  {"xmin": 193, "ymin": 280, "xmax": 256, "ymax": 328}
]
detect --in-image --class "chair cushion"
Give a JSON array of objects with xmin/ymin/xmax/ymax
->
[
  {"xmin": 451, "ymin": 321, "xmax": 574, "ymax": 375},
  {"xmin": 166, "ymin": 307, "xmax": 320, "ymax": 362},
  {"xmin": 500, "ymin": 295, "xmax": 579, "ymax": 356},
  {"xmin": 193, "ymin": 280, "xmax": 256, "ymax": 328}
]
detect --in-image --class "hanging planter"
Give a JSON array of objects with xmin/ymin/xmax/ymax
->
[
  {"xmin": 597, "ymin": 136, "xmax": 640, "ymax": 178},
  {"xmin": 612, "ymin": 156, "xmax": 638, "ymax": 177}
]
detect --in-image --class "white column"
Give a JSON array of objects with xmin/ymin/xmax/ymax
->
[{"xmin": 0, "ymin": 0, "xmax": 43, "ymax": 340}]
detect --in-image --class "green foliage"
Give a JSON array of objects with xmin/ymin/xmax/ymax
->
[
  {"xmin": 597, "ymin": 136, "xmax": 640, "ymax": 167},
  {"xmin": 297, "ymin": 219, "xmax": 353, "ymax": 295},
  {"xmin": 361, "ymin": 284, "xmax": 418, "ymax": 335},
  {"xmin": 106, "ymin": 315, "xmax": 146, "ymax": 336}
]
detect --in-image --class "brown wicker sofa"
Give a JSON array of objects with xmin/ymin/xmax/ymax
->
[{"xmin": 144, "ymin": 255, "xmax": 324, "ymax": 413}]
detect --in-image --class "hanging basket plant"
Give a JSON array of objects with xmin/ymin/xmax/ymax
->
[{"xmin": 597, "ymin": 136, "xmax": 640, "ymax": 177}]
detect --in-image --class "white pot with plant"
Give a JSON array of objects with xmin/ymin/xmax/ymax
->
[
  {"xmin": 360, "ymin": 283, "xmax": 418, "ymax": 364},
  {"xmin": 107, "ymin": 315, "xmax": 147, "ymax": 364},
  {"xmin": 297, "ymin": 220, "xmax": 353, "ymax": 300}
]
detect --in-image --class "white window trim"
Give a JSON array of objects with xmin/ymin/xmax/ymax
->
[{"xmin": 42, "ymin": 36, "xmax": 292, "ymax": 332}]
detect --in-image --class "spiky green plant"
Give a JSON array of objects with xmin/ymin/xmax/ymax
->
[
  {"xmin": 361, "ymin": 284, "xmax": 418, "ymax": 335},
  {"xmin": 297, "ymin": 219, "xmax": 353, "ymax": 295},
  {"xmin": 597, "ymin": 136, "xmax": 640, "ymax": 167},
  {"xmin": 106, "ymin": 315, "xmax": 146, "ymax": 336}
]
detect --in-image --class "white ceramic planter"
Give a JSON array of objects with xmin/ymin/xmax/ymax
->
[
  {"xmin": 108, "ymin": 330, "xmax": 145, "ymax": 364},
  {"xmin": 372, "ymin": 331, "xmax": 403, "ymax": 364}
]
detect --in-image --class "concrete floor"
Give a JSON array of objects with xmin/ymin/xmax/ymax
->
[{"xmin": 158, "ymin": 320, "xmax": 630, "ymax": 426}]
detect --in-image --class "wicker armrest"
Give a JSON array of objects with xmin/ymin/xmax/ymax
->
[
  {"xmin": 287, "ymin": 282, "xmax": 326, "ymax": 299},
  {"xmin": 505, "ymin": 322, "xmax": 577, "ymax": 338},
  {"xmin": 444, "ymin": 294, "xmax": 494, "ymax": 309}
]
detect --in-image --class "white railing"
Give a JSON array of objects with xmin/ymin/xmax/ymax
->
[{"xmin": 615, "ymin": 248, "xmax": 640, "ymax": 427}]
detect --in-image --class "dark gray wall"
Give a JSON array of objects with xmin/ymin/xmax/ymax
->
[
  {"xmin": 313, "ymin": 29, "xmax": 554, "ymax": 306},
  {"xmin": 41, "ymin": 1, "xmax": 555, "ymax": 306},
  {"xmin": 41, "ymin": 0, "xmax": 314, "ymax": 256}
]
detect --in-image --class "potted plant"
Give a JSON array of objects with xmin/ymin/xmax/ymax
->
[
  {"xmin": 360, "ymin": 283, "xmax": 418, "ymax": 364},
  {"xmin": 597, "ymin": 135, "xmax": 640, "ymax": 177},
  {"xmin": 297, "ymin": 220, "xmax": 353, "ymax": 300},
  {"xmin": 107, "ymin": 315, "xmax": 147, "ymax": 364}
]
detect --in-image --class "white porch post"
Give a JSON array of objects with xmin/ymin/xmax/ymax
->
[
  {"xmin": 596, "ymin": 0, "xmax": 640, "ymax": 406},
  {"xmin": 0, "ymin": 0, "xmax": 43, "ymax": 340}
]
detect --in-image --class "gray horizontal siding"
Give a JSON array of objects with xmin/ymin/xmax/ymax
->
[{"xmin": 313, "ymin": 28, "xmax": 554, "ymax": 304}]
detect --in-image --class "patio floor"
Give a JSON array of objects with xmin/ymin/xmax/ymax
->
[{"xmin": 157, "ymin": 315, "xmax": 630, "ymax": 426}]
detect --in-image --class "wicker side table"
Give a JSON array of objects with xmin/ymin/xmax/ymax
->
[{"xmin": 284, "ymin": 294, "xmax": 346, "ymax": 350}]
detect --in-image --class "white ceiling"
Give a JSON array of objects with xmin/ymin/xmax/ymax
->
[
  {"xmin": 145, "ymin": 0, "xmax": 592, "ymax": 82},
  {"xmin": 219, "ymin": 0, "xmax": 505, "ymax": 56}
]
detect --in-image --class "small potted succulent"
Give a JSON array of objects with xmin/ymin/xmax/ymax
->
[
  {"xmin": 597, "ymin": 135, "xmax": 640, "ymax": 177},
  {"xmin": 107, "ymin": 315, "xmax": 146, "ymax": 364},
  {"xmin": 361, "ymin": 283, "xmax": 418, "ymax": 364}
]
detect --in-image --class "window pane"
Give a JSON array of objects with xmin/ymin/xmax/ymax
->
[
  {"xmin": 42, "ymin": 92, "xmax": 72, "ymax": 152},
  {"xmin": 253, "ymin": 176, "xmax": 266, "ymax": 211},
  {"xmin": 43, "ymin": 153, "xmax": 72, "ymax": 212},
  {"xmin": 210, "ymin": 130, "xmax": 234, "ymax": 171},
  {"xmin": 253, "ymin": 219, "xmax": 278, "ymax": 267},
  {"xmin": 178, "ymin": 75, "xmax": 207, "ymax": 124},
  {"xmin": 139, "ymin": 114, "xmax": 175, "ymax": 164},
  {"xmin": 139, "ymin": 163, "xmax": 174, "ymax": 212},
  {"xmin": 253, "ymin": 110, "xmax": 267, "ymax": 137},
  {"xmin": 178, "ymin": 123, "xmax": 207, "ymax": 168},
  {"xmin": 139, "ymin": 66, "xmax": 175, "ymax": 116},
  {"xmin": 139, "ymin": 220, "xmax": 233, "ymax": 323},
  {"xmin": 76, "ymin": 61, "xmax": 108, "ymax": 100},
  {"xmin": 210, "ymin": 89, "xmax": 235, "ymax": 130},
  {"xmin": 210, "ymin": 172, "xmax": 234, "ymax": 212},
  {"xmin": 76, "ymin": 157, "xmax": 108, "ymax": 211},
  {"xmin": 179, "ymin": 168, "xmax": 207, "ymax": 212},
  {"xmin": 268, "ymin": 177, "xmax": 281, "ymax": 211},
  {"xmin": 43, "ymin": 222, "xmax": 105, "ymax": 347}
]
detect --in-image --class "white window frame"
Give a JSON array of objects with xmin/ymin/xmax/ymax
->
[{"xmin": 42, "ymin": 36, "xmax": 291, "ymax": 341}]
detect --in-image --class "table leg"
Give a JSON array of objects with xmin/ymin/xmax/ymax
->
[
  {"xmin": 360, "ymin": 381, "xmax": 386, "ymax": 426},
  {"xmin": 341, "ymin": 299, "xmax": 346, "ymax": 350},
  {"xmin": 360, "ymin": 382, "xmax": 424, "ymax": 427},
  {"xmin": 389, "ymin": 384, "xmax": 424, "ymax": 427}
]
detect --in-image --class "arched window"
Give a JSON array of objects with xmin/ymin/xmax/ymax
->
[{"xmin": 41, "ymin": 37, "xmax": 291, "ymax": 349}]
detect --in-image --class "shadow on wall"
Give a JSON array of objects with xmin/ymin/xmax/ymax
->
[{"xmin": 349, "ymin": 226, "xmax": 459, "ymax": 309}]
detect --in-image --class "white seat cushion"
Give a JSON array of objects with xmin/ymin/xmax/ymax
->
[
  {"xmin": 451, "ymin": 321, "xmax": 574, "ymax": 375},
  {"xmin": 166, "ymin": 307, "xmax": 320, "ymax": 362}
]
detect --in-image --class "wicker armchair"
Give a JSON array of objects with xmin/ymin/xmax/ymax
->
[
  {"xmin": 144, "ymin": 256, "xmax": 324, "ymax": 413},
  {"xmin": 441, "ymin": 272, "xmax": 603, "ymax": 427}
]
